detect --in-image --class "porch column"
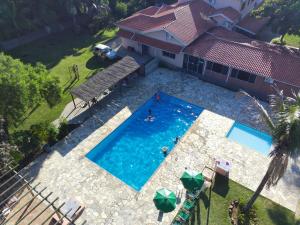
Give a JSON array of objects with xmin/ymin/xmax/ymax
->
[
  {"xmin": 71, "ymin": 94, "xmax": 76, "ymax": 109},
  {"xmin": 202, "ymin": 60, "xmax": 207, "ymax": 77},
  {"xmin": 225, "ymin": 67, "xmax": 232, "ymax": 83}
]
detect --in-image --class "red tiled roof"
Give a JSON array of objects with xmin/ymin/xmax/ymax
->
[
  {"xmin": 136, "ymin": 6, "xmax": 160, "ymax": 16},
  {"xmin": 117, "ymin": 13, "xmax": 176, "ymax": 31},
  {"xmin": 212, "ymin": 7, "xmax": 240, "ymax": 23},
  {"xmin": 238, "ymin": 15, "xmax": 270, "ymax": 34},
  {"xmin": 117, "ymin": 29, "xmax": 134, "ymax": 39},
  {"xmin": 132, "ymin": 33, "xmax": 182, "ymax": 53},
  {"xmin": 165, "ymin": 0, "xmax": 215, "ymax": 44},
  {"xmin": 117, "ymin": 0, "xmax": 215, "ymax": 44},
  {"xmin": 184, "ymin": 28, "xmax": 300, "ymax": 87}
]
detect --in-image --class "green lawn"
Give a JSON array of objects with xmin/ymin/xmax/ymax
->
[
  {"xmin": 190, "ymin": 175, "xmax": 298, "ymax": 225},
  {"xmin": 284, "ymin": 34, "xmax": 300, "ymax": 48},
  {"xmin": 8, "ymin": 28, "xmax": 117, "ymax": 130},
  {"xmin": 271, "ymin": 34, "xmax": 300, "ymax": 48}
]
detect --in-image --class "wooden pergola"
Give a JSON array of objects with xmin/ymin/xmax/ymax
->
[
  {"xmin": 0, "ymin": 165, "xmax": 87, "ymax": 225},
  {"xmin": 70, "ymin": 56, "xmax": 141, "ymax": 108}
]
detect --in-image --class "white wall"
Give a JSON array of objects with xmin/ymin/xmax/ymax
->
[
  {"xmin": 204, "ymin": 0, "xmax": 258, "ymax": 18},
  {"xmin": 240, "ymin": 0, "xmax": 259, "ymax": 18},
  {"xmin": 121, "ymin": 37, "xmax": 142, "ymax": 53},
  {"xmin": 148, "ymin": 46, "xmax": 184, "ymax": 68},
  {"xmin": 120, "ymin": 38, "xmax": 184, "ymax": 68}
]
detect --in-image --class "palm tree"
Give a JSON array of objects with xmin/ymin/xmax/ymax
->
[{"xmin": 240, "ymin": 88, "xmax": 300, "ymax": 212}]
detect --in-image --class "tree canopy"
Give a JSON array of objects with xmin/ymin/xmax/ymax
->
[
  {"xmin": 253, "ymin": 0, "xmax": 300, "ymax": 42},
  {"xmin": 0, "ymin": 53, "xmax": 61, "ymax": 126},
  {"xmin": 240, "ymin": 88, "xmax": 300, "ymax": 212}
]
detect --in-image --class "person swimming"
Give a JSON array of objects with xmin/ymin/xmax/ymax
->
[
  {"xmin": 174, "ymin": 136, "xmax": 180, "ymax": 144},
  {"xmin": 155, "ymin": 92, "xmax": 161, "ymax": 102},
  {"xmin": 145, "ymin": 109, "xmax": 155, "ymax": 122},
  {"xmin": 162, "ymin": 146, "xmax": 168, "ymax": 156}
]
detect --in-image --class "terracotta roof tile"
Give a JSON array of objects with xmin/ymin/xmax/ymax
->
[
  {"xmin": 117, "ymin": 29, "xmax": 134, "ymax": 39},
  {"xmin": 165, "ymin": 0, "xmax": 215, "ymax": 44},
  {"xmin": 184, "ymin": 28, "xmax": 300, "ymax": 87},
  {"xmin": 212, "ymin": 7, "xmax": 240, "ymax": 23},
  {"xmin": 117, "ymin": 0, "xmax": 215, "ymax": 43},
  {"xmin": 133, "ymin": 33, "xmax": 183, "ymax": 53},
  {"xmin": 136, "ymin": 6, "xmax": 160, "ymax": 16},
  {"xmin": 117, "ymin": 13, "xmax": 176, "ymax": 31}
]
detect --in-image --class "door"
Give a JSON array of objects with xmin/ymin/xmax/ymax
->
[{"xmin": 142, "ymin": 45, "xmax": 149, "ymax": 55}]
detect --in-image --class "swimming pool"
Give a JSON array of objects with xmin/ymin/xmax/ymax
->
[
  {"xmin": 86, "ymin": 92, "xmax": 203, "ymax": 191},
  {"xmin": 227, "ymin": 122, "xmax": 272, "ymax": 156}
]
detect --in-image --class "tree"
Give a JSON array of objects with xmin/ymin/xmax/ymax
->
[
  {"xmin": 253, "ymin": 0, "xmax": 300, "ymax": 43},
  {"xmin": 115, "ymin": 1, "xmax": 128, "ymax": 19},
  {"xmin": 0, "ymin": 116, "xmax": 18, "ymax": 173},
  {"xmin": 0, "ymin": 53, "xmax": 61, "ymax": 127},
  {"xmin": 240, "ymin": 88, "xmax": 300, "ymax": 212}
]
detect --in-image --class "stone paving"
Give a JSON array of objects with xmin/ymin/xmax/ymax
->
[{"xmin": 26, "ymin": 68, "xmax": 300, "ymax": 225}]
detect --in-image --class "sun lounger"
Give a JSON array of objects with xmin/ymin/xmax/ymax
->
[
  {"xmin": 50, "ymin": 199, "xmax": 85, "ymax": 225},
  {"xmin": 182, "ymin": 199, "xmax": 195, "ymax": 211},
  {"xmin": 0, "ymin": 196, "xmax": 19, "ymax": 219},
  {"xmin": 176, "ymin": 210, "xmax": 190, "ymax": 222}
]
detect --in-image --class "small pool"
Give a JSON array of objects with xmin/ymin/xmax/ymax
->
[
  {"xmin": 227, "ymin": 122, "xmax": 272, "ymax": 156},
  {"xmin": 86, "ymin": 92, "xmax": 203, "ymax": 191}
]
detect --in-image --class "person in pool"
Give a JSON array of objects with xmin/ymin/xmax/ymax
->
[
  {"xmin": 155, "ymin": 92, "xmax": 161, "ymax": 102},
  {"xmin": 162, "ymin": 147, "xmax": 168, "ymax": 156},
  {"xmin": 174, "ymin": 136, "xmax": 180, "ymax": 144},
  {"xmin": 145, "ymin": 109, "xmax": 155, "ymax": 122}
]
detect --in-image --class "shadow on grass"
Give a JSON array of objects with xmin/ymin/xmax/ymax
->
[
  {"xmin": 267, "ymin": 205, "xmax": 300, "ymax": 225},
  {"xmin": 63, "ymin": 77, "xmax": 79, "ymax": 93},
  {"xmin": 212, "ymin": 174, "xmax": 229, "ymax": 197},
  {"xmin": 7, "ymin": 28, "xmax": 115, "ymax": 70},
  {"xmin": 86, "ymin": 56, "xmax": 118, "ymax": 71}
]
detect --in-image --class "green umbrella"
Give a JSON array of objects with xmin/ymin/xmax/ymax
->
[
  {"xmin": 180, "ymin": 170, "xmax": 204, "ymax": 191},
  {"xmin": 153, "ymin": 188, "xmax": 176, "ymax": 213}
]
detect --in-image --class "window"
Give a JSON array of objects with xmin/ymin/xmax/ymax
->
[
  {"xmin": 231, "ymin": 68, "xmax": 256, "ymax": 83},
  {"xmin": 162, "ymin": 51, "xmax": 176, "ymax": 59},
  {"xmin": 183, "ymin": 54, "xmax": 204, "ymax": 75},
  {"xmin": 127, "ymin": 46, "xmax": 135, "ymax": 52},
  {"xmin": 206, "ymin": 61, "xmax": 229, "ymax": 75}
]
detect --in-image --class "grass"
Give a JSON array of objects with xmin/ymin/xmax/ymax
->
[
  {"xmin": 8, "ymin": 28, "xmax": 118, "ymax": 130},
  {"xmin": 189, "ymin": 175, "xmax": 298, "ymax": 225},
  {"xmin": 271, "ymin": 34, "xmax": 300, "ymax": 48},
  {"xmin": 284, "ymin": 34, "xmax": 300, "ymax": 48}
]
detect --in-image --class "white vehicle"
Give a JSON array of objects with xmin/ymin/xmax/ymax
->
[{"xmin": 93, "ymin": 43, "xmax": 117, "ymax": 60}]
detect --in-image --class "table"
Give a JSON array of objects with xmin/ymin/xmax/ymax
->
[{"xmin": 215, "ymin": 159, "xmax": 231, "ymax": 176}]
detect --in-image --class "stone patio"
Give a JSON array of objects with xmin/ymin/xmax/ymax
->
[{"xmin": 26, "ymin": 68, "xmax": 300, "ymax": 224}]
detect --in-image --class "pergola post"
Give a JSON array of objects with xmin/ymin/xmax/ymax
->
[{"xmin": 71, "ymin": 93, "xmax": 76, "ymax": 109}]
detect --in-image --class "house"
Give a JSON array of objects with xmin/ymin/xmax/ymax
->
[{"xmin": 117, "ymin": 0, "xmax": 300, "ymax": 100}]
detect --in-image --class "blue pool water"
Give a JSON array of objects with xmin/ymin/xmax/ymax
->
[
  {"xmin": 86, "ymin": 92, "xmax": 203, "ymax": 191},
  {"xmin": 227, "ymin": 122, "xmax": 272, "ymax": 156}
]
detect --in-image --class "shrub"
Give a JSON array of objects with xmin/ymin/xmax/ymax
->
[
  {"xmin": 11, "ymin": 121, "xmax": 58, "ymax": 156},
  {"xmin": 57, "ymin": 118, "xmax": 69, "ymax": 140},
  {"xmin": 11, "ymin": 130, "xmax": 41, "ymax": 156},
  {"xmin": 238, "ymin": 201, "xmax": 259, "ymax": 225},
  {"xmin": 30, "ymin": 121, "xmax": 58, "ymax": 145},
  {"xmin": 271, "ymin": 37, "xmax": 286, "ymax": 45}
]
